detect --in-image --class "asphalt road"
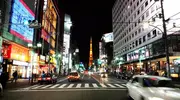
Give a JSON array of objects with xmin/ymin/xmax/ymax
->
[{"xmin": 1, "ymin": 73, "xmax": 128, "ymax": 100}]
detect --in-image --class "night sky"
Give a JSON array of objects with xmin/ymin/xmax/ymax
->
[{"xmin": 59, "ymin": 0, "xmax": 115, "ymax": 64}]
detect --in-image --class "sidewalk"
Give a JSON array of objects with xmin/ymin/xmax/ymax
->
[{"xmin": 5, "ymin": 79, "xmax": 38, "ymax": 89}]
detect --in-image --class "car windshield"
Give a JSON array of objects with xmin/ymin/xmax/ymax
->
[
  {"xmin": 69, "ymin": 72, "xmax": 78, "ymax": 76},
  {"xmin": 143, "ymin": 78, "xmax": 174, "ymax": 88}
]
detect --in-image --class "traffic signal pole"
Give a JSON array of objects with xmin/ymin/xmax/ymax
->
[{"xmin": 159, "ymin": 0, "xmax": 171, "ymax": 78}]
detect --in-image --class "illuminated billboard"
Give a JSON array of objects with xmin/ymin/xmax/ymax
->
[
  {"xmin": 42, "ymin": 0, "xmax": 57, "ymax": 48},
  {"xmin": 10, "ymin": 0, "xmax": 35, "ymax": 43},
  {"xmin": 103, "ymin": 32, "xmax": 113, "ymax": 43}
]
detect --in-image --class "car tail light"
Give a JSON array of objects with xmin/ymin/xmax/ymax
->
[
  {"xmin": 47, "ymin": 77, "xmax": 51, "ymax": 80},
  {"xmin": 38, "ymin": 78, "xmax": 41, "ymax": 80}
]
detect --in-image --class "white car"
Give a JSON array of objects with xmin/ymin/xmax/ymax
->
[
  {"xmin": 0, "ymin": 83, "xmax": 3, "ymax": 96},
  {"xmin": 126, "ymin": 75, "xmax": 180, "ymax": 100}
]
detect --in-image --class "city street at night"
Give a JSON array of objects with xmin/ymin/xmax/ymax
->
[
  {"xmin": 1, "ymin": 0, "xmax": 180, "ymax": 100},
  {"xmin": 1, "ymin": 73, "xmax": 128, "ymax": 100}
]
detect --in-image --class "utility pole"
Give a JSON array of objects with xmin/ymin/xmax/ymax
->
[{"xmin": 159, "ymin": 0, "xmax": 170, "ymax": 78}]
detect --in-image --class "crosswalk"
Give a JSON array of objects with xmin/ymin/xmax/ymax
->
[{"xmin": 22, "ymin": 83, "xmax": 127, "ymax": 90}]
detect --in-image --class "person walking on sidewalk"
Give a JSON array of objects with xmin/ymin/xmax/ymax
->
[
  {"xmin": 12, "ymin": 71, "xmax": 18, "ymax": 83},
  {"xmin": 0, "ymin": 72, "xmax": 9, "ymax": 89}
]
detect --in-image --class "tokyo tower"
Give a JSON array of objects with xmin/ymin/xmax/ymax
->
[{"xmin": 89, "ymin": 37, "xmax": 93, "ymax": 67}]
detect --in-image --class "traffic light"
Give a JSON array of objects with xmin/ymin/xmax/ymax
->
[{"xmin": 27, "ymin": 20, "xmax": 41, "ymax": 29}]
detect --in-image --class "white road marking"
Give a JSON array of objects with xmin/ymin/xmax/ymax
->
[
  {"xmin": 100, "ymin": 84, "xmax": 107, "ymax": 88},
  {"xmin": 24, "ymin": 84, "xmax": 39, "ymax": 89},
  {"xmin": 67, "ymin": 84, "xmax": 74, "ymax": 88},
  {"xmin": 41, "ymin": 84, "xmax": 52, "ymax": 89},
  {"xmin": 82, "ymin": 74, "xmax": 85, "ymax": 79},
  {"xmin": 114, "ymin": 84, "xmax": 125, "ymax": 88},
  {"xmin": 121, "ymin": 84, "xmax": 127, "ymax": 87},
  {"xmin": 31, "ymin": 85, "xmax": 44, "ymax": 89},
  {"xmin": 85, "ymin": 83, "xmax": 89, "ymax": 88},
  {"xmin": 50, "ymin": 84, "xmax": 60, "ymax": 88},
  {"xmin": 92, "ymin": 83, "xmax": 98, "ymax": 88},
  {"xmin": 57, "ymin": 78, "xmax": 68, "ymax": 83},
  {"xmin": 91, "ymin": 75, "xmax": 101, "ymax": 83},
  {"xmin": 76, "ymin": 84, "xmax": 81, "ymax": 88},
  {"xmin": 58, "ymin": 84, "xmax": 67, "ymax": 88},
  {"xmin": 107, "ymin": 84, "xmax": 116, "ymax": 88},
  {"xmin": 10, "ymin": 88, "xmax": 127, "ymax": 92}
]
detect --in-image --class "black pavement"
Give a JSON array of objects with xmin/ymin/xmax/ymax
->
[{"xmin": 1, "ymin": 73, "xmax": 128, "ymax": 100}]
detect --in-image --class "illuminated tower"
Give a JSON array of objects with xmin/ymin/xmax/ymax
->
[{"xmin": 89, "ymin": 37, "xmax": 93, "ymax": 67}]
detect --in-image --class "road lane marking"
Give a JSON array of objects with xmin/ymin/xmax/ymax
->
[
  {"xmin": 91, "ymin": 74, "xmax": 101, "ymax": 83},
  {"xmin": 31, "ymin": 85, "xmax": 44, "ymax": 89},
  {"xmin": 10, "ymin": 88, "xmax": 127, "ymax": 92},
  {"xmin": 41, "ymin": 84, "xmax": 52, "ymax": 89},
  {"xmin": 114, "ymin": 84, "xmax": 125, "ymax": 88},
  {"xmin": 100, "ymin": 84, "xmax": 107, "ymax": 88},
  {"xmin": 76, "ymin": 84, "xmax": 81, "ymax": 88},
  {"xmin": 121, "ymin": 84, "xmax": 127, "ymax": 87},
  {"xmin": 107, "ymin": 84, "xmax": 116, "ymax": 88},
  {"xmin": 50, "ymin": 84, "xmax": 60, "ymax": 88},
  {"xmin": 24, "ymin": 84, "xmax": 38, "ymax": 89},
  {"xmin": 92, "ymin": 83, "xmax": 98, "ymax": 88},
  {"xmin": 82, "ymin": 74, "xmax": 85, "ymax": 79},
  {"xmin": 57, "ymin": 78, "xmax": 68, "ymax": 83},
  {"xmin": 85, "ymin": 83, "xmax": 89, "ymax": 88},
  {"xmin": 67, "ymin": 84, "xmax": 74, "ymax": 88},
  {"xmin": 58, "ymin": 84, "xmax": 67, "ymax": 88}
]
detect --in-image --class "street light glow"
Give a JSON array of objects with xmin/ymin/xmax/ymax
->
[
  {"xmin": 143, "ymin": 23, "xmax": 149, "ymax": 29},
  {"xmin": 37, "ymin": 42, "xmax": 42, "ymax": 47},
  {"xmin": 28, "ymin": 43, "xmax": 33, "ymax": 47},
  {"xmin": 58, "ymin": 54, "xmax": 61, "ymax": 58}
]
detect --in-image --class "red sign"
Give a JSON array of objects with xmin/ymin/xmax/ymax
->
[
  {"xmin": 2, "ymin": 44, "xmax": 12, "ymax": 59},
  {"xmin": 41, "ymin": 28, "xmax": 49, "ymax": 42}
]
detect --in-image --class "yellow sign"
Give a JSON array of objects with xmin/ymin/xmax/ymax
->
[{"xmin": 11, "ymin": 43, "xmax": 29, "ymax": 62}]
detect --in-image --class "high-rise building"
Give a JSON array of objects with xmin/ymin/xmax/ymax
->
[
  {"xmin": 89, "ymin": 37, "xmax": 93, "ymax": 67},
  {"xmin": 113, "ymin": 0, "xmax": 180, "ymax": 72}
]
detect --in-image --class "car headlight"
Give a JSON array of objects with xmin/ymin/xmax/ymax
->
[{"xmin": 148, "ymin": 97, "xmax": 164, "ymax": 100}]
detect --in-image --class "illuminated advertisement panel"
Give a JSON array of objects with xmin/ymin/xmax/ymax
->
[
  {"xmin": 103, "ymin": 32, "xmax": 113, "ymax": 43},
  {"xmin": 10, "ymin": 0, "xmax": 35, "ymax": 43},
  {"xmin": 63, "ymin": 34, "xmax": 70, "ymax": 54},
  {"xmin": 42, "ymin": 0, "xmax": 57, "ymax": 48}
]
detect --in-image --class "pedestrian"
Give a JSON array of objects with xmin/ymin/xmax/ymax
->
[
  {"xmin": 11, "ymin": 71, "xmax": 18, "ymax": 83},
  {"xmin": 0, "ymin": 72, "xmax": 9, "ymax": 89}
]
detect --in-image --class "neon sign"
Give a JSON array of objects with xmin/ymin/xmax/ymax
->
[{"xmin": 10, "ymin": 0, "xmax": 35, "ymax": 43}]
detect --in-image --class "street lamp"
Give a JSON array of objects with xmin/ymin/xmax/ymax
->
[
  {"xmin": 143, "ymin": 0, "xmax": 170, "ymax": 78},
  {"xmin": 37, "ymin": 42, "xmax": 42, "ymax": 48},
  {"xmin": 28, "ymin": 42, "xmax": 42, "ymax": 84},
  {"xmin": 58, "ymin": 54, "xmax": 61, "ymax": 58}
]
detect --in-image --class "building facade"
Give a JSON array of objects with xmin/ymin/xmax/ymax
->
[
  {"xmin": 62, "ymin": 14, "xmax": 72, "ymax": 74},
  {"xmin": 113, "ymin": 0, "xmax": 180, "ymax": 74},
  {"xmin": 0, "ymin": 0, "xmax": 64, "ymax": 78}
]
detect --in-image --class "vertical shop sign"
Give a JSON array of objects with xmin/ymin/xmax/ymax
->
[{"xmin": 0, "ymin": 36, "xmax": 3, "ymax": 54}]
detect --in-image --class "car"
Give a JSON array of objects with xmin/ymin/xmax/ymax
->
[
  {"xmin": 38, "ymin": 73, "xmax": 57, "ymax": 84},
  {"xmin": 126, "ymin": 75, "xmax": 180, "ymax": 100},
  {"xmin": 100, "ymin": 72, "xmax": 108, "ymax": 78},
  {"xmin": 68, "ymin": 72, "xmax": 80, "ymax": 82},
  {"xmin": 0, "ymin": 83, "xmax": 3, "ymax": 96}
]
